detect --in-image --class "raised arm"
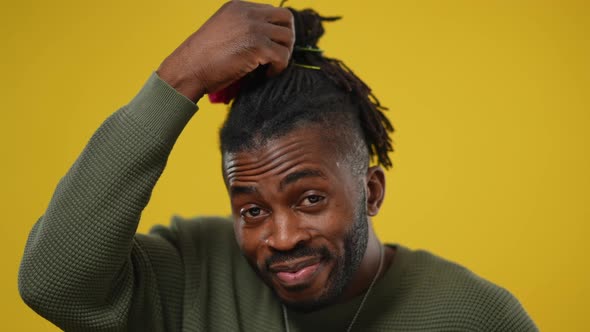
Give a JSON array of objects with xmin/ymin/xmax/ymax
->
[{"xmin": 18, "ymin": 2, "xmax": 294, "ymax": 331}]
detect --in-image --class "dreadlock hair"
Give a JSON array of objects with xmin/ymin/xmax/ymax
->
[{"xmin": 219, "ymin": 7, "xmax": 394, "ymax": 174}]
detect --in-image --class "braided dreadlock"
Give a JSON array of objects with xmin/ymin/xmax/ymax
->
[{"xmin": 219, "ymin": 7, "xmax": 394, "ymax": 170}]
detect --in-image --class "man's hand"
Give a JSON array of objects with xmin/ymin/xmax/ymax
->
[{"xmin": 157, "ymin": 0, "xmax": 295, "ymax": 102}]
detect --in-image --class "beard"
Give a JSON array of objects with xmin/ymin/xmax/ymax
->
[{"xmin": 245, "ymin": 197, "xmax": 369, "ymax": 313}]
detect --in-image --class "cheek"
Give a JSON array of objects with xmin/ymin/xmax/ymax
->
[
  {"xmin": 312, "ymin": 200, "xmax": 357, "ymax": 238},
  {"xmin": 234, "ymin": 223, "xmax": 266, "ymax": 265}
]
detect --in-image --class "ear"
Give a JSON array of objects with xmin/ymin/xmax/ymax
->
[{"xmin": 365, "ymin": 166, "xmax": 386, "ymax": 216}]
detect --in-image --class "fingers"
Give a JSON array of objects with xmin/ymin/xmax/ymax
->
[
  {"xmin": 240, "ymin": 2, "xmax": 292, "ymax": 26},
  {"xmin": 261, "ymin": 22, "xmax": 295, "ymax": 50},
  {"xmin": 248, "ymin": 6, "xmax": 294, "ymax": 77},
  {"xmin": 221, "ymin": 1, "xmax": 295, "ymax": 77},
  {"xmin": 260, "ymin": 39, "xmax": 291, "ymax": 77},
  {"xmin": 263, "ymin": 24, "xmax": 294, "ymax": 76},
  {"xmin": 257, "ymin": 6, "xmax": 293, "ymax": 28}
]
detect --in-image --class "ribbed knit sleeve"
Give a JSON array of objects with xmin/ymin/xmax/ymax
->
[{"xmin": 18, "ymin": 72, "xmax": 197, "ymax": 332}]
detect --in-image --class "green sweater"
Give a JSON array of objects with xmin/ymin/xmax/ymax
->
[{"xmin": 19, "ymin": 73, "xmax": 537, "ymax": 332}]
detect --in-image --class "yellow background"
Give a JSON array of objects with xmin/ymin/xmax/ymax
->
[{"xmin": 1, "ymin": 0, "xmax": 588, "ymax": 330}]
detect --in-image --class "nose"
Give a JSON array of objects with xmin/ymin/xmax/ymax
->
[{"xmin": 265, "ymin": 210, "xmax": 311, "ymax": 251}]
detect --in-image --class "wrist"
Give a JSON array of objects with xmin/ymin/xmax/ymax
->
[
  {"xmin": 126, "ymin": 72, "xmax": 198, "ymax": 144},
  {"xmin": 157, "ymin": 58, "xmax": 206, "ymax": 103}
]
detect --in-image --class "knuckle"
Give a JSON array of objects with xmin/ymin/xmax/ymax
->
[
  {"xmin": 271, "ymin": 47, "xmax": 289, "ymax": 67},
  {"xmin": 283, "ymin": 8, "xmax": 294, "ymax": 20},
  {"xmin": 284, "ymin": 28, "xmax": 295, "ymax": 44},
  {"xmin": 282, "ymin": 8, "xmax": 295, "ymax": 25}
]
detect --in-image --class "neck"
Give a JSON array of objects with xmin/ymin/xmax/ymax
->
[{"xmin": 336, "ymin": 223, "xmax": 389, "ymax": 303}]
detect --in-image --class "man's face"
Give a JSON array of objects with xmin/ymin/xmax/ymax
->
[{"xmin": 223, "ymin": 126, "xmax": 369, "ymax": 311}]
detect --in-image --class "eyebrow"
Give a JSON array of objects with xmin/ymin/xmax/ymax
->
[
  {"xmin": 229, "ymin": 169, "xmax": 327, "ymax": 198},
  {"xmin": 280, "ymin": 169, "xmax": 327, "ymax": 191},
  {"xmin": 229, "ymin": 185, "xmax": 258, "ymax": 198}
]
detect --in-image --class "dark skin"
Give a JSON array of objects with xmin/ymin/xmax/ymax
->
[
  {"xmin": 158, "ymin": 0, "xmax": 295, "ymax": 102},
  {"xmin": 224, "ymin": 126, "xmax": 395, "ymax": 307},
  {"xmin": 157, "ymin": 0, "xmax": 395, "ymax": 308}
]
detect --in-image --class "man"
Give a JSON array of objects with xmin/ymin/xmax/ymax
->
[{"xmin": 18, "ymin": 1, "xmax": 537, "ymax": 331}]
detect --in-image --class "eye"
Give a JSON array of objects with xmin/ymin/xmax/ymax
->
[
  {"xmin": 245, "ymin": 207, "xmax": 261, "ymax": 217},
  {"xmin": 301, "ymin": 194, "xmax": 325, "ymax": 207},
  {"xmin": 240, "ymin": 205, "xmax": 270, "ymax": 222}
]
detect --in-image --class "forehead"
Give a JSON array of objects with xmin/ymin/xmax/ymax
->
[{"xmin": 223, "ymin": 126, "xmax": 343, "ymax": 186}]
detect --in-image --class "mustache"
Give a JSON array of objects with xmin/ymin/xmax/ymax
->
[{"xmin": 265, "ymin": 243, "xmax": 332, "ymax": 269}]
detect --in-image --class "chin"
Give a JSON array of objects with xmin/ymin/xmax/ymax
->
[
  {"xmin": 278, "ymin": 288, "xmax": 337, "ymax": 313},
  {"xmin": 275, "ymin": 285, "xmax": 330, "ymax": 312},
  {"xmin": 270, "ymin": 261, "xmax": 344, "ymax": 313}
]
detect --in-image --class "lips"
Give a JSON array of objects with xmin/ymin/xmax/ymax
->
[{"xmin": 269, "ymin": 257, "xmax": 323, "ymax": 287}]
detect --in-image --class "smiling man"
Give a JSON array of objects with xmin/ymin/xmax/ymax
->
[
  {"xmin": 19, "ymin": 1, "xmax": 536, "ymax": 331},
  {"xmin": 223, "ymin": 120, "xmax": 386, "ymax": 314}
]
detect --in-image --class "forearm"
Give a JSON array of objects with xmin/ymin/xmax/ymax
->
[{"xmin": 18, "ymin": 72, "xmax": 196, "ymax": 331}]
